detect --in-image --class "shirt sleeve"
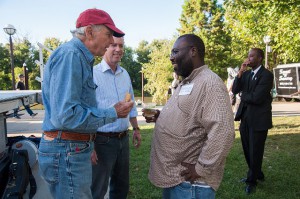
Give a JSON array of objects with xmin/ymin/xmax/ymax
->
[
  {"xmin": 195, "ymin": 83, "xmax": 235, "ymax": 176},
  {"xmin": 129, "ymin": 80, "xmax": 138, "ymax": 118}
]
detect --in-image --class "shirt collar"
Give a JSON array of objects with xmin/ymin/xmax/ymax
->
[
  {"xmin": 100, "ymin": 59, "xmax": 123, "ymax": 75},
  {"xmin": 252, "ymin": 65, "xmax": 262, "ymax": 75},
  {"xmin": 72, "ymin": 37, "xmax": 94, "ymax": 66},
  {"xmin": 181, "ymin": 65, "xmax": 208, "ymax": 84}
]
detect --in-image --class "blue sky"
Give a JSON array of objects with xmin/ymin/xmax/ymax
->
[{"xmin": 0, "ymin": 0, "xmax": 186, "ymax": 48}]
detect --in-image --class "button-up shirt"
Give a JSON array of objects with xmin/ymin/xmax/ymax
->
[
  {"xmin": 42, "ymin": 38, "xmax": 117, "ymax": 133},
  {"xmin": 93, "ymin": 60, "xmax": 138, "ymax": 132},
  {"xmin": 148, "ymin": 65, "xmax": 235, "ymax": 191}
]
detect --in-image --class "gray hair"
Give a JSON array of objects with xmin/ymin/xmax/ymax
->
[{"xmin": 71, "ymin": 25, "xmax": 105, "ymax": 38}]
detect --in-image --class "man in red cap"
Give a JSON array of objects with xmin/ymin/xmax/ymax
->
[{"xmin": 38, "ymin": 8, "xmax": 133, "ymax": 199}]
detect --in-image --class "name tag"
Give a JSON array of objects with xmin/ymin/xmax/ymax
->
[{"xmin": 179, "ymin": 83, "xmax": 194, "ymax": 95}]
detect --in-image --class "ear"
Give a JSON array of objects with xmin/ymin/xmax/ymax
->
[
  {"xmin": 84, "ymin": 26, "xmax": 94, "ymax": 40},
  {"xmin": 190, "ymin": 46, "xmax": 197, "ymax": 57}
]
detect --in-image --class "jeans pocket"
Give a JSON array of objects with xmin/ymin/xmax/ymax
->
[
  {"xmin": 38, "ymin": 151, "xmax": 59, "ymax": 185},
  {"xmin": 68, "ymin": 142, "xmax": 92, "ymax": 156}
]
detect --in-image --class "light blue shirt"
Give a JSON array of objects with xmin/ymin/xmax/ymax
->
[
  {"xmin": 42, "ymin": 37, "xmax": 117, "ymax": 133},
  {"xmin": 93, "ymin": 60, "xmax": 138, "ymax": 132}
]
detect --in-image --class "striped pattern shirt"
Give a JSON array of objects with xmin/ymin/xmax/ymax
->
[
  {"xmin": 148, "ymin": 65, "xmax": 235, "ymax": 191},
  {"xmin": 93, "ymin": 60, "xmax": 138, "ymax": 132}
]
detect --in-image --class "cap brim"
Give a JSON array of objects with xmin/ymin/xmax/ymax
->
[{"xmin": 105, "ymin": 24, "xmax": 125, "ymax": 37}]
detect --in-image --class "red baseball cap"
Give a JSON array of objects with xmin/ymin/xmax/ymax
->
[{"xmin": 76, "ymin": 9, "xmax": 125, "ymax": 37}]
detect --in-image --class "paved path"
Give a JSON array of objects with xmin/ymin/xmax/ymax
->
[
  {"xmin": 6, "ymin": 101, "xmax": 300, "ymax": 135},
  {"xmin": 6, "ymin": 106, "xmax": 159, "ymax": 135}
]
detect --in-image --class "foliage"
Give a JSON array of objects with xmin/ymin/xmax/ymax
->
[
  {"xmin": 135, "ymin": 40, "xmax": 151, "ymax": 97},
  {"xmin": 142, "ymin": 39, "xmax": 174, "ymax": 104},
  {"xmin": 0, "ymin": 37, "xmax": 64, "ymax": 90},
  {"xmin": 43, "ymin": 37, "xmax": 62, "ymax": 60},
  {"xmin": 135, "ymin": 40, "xmax": 151, "ymax": 64},
  {"xmin": 224, "ymin": 0, "xmax": 300, "ymax": 68},
  {"xmin": 0, "ymin": 43, "xmax": 11, "ymax": 89},
  {"xmin": 121, "ymin": 46, "xmax": 142, "ymax": 91},
  {"xmin": 178, "ymin": 0, "xmax": 232, "ymax": 79},
  {"xmin": 14, "ymin": 38, "xmax": 41, "ymax": 90},
  {"xmin": 129, "ymin": 116, "xmax": 300, "ymax": 198}
]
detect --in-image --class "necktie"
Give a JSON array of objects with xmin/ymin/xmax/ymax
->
[{"xmin": 250, "ymin": 71, "xmax": 254, "ymax": 80}]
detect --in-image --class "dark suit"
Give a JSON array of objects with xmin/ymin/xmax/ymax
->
[{"xmin": 232, "ymin": 66, "xmax": 273, "ymax": 186}]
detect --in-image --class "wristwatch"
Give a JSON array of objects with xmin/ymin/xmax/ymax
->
[{"xmin": 133, "ymin": 127, "xmax": 140, "ymax": 131}]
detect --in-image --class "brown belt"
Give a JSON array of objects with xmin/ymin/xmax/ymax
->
[
  {"xmin": 44, "ymin": 131, "xmax": 96, "ymax": 142},
  {"xmin": 97, "ymin": 130, "xmax": 128, "ymax": 139}
]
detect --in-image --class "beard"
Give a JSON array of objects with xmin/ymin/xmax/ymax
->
[{"xmin": 174, "ymin": 60, "xmax": 193, "ymax": 78}]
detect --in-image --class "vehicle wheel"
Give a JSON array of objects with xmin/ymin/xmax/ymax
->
[
  {"xmin": 294, "ymin": 98, "xmax": 300, "ymax": 102},
  {"xmin": 284, "ymin": 98, "xmax": 292, "ymax": 102}
]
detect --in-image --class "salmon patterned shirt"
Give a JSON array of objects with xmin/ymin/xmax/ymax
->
[{"xmin": 148, "ymin": 65, "xmax": 235, "ymax": 191}]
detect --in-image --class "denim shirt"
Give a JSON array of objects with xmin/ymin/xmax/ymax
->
[
  {"xmin": 42, "ymin": 37, "xmax": 117, "ymax": 133},
  {"xmin": 93, "ymin": 60, "xmax": 138, "ymax": 132}
]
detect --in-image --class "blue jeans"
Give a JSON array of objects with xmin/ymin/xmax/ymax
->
[
  {"xmin": 163, "ymin": 182, "xmax": 216, "ymax": 199},
  {"xmin": 14, "ymin": 105, "xmax": 34, "ymax": 116},
  {"xmin": 91, "ymin": 134, "xmax": 129, "ymax": 199},
  {"xmin": 38, "ymin": 133, "xmax": 94, "ymax": 199}
]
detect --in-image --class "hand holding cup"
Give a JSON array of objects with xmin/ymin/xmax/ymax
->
[{"xmin": 141, "ymin": 103, "xmax": 160, "ymax": 123}]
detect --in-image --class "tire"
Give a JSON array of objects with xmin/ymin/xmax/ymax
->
[{"xmin": 284, "ymin": 98, "xmax": 292, "ymax": 102}]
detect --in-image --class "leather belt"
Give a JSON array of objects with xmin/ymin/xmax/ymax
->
[
  {"xmin": 97, "ymin": 130, "xmax": 128, "ymax": 139},
  {"xmin": 44, "ymin": 131, "xmax": 96, "ymax": 142}
]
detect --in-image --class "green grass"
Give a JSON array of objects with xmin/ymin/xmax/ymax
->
[{"xmin": 128, "ymin": 117, "xmax": 300, "ymax": 199}]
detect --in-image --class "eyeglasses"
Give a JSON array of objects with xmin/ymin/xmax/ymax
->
[{"xmin": 170, "ymin": 46, "xmax": 194, "ymax": 57}]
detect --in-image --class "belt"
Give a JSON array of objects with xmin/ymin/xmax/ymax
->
[
  {"xmin": 44, "ymin": 131, "xmax": 96, "ymax": 142},
  {"xmin": 97, "ymin": 130, "xmax": 128, "ymax": 139}
]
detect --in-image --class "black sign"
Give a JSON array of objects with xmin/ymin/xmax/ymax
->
[{"xmin": 274, "ymin": 67, "xmax": 298, "ymax": 95}]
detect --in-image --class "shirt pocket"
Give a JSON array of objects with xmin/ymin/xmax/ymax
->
[
  {"xmin": 177, "ymin": 93, "xmax": 195, "ymax": 115},
  {"xmin": 82, "ymin": 79, "xmax": 97, "ymax": 104}
]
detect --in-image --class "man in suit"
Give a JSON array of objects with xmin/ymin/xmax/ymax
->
[{"xmin": 232, "ymin": 48, "xmax": 273, "ymax": 194}]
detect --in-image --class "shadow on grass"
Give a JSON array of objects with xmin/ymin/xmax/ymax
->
[{"xmin": 272, "ymin": 124, "xmax": 300, "ymax": 129}]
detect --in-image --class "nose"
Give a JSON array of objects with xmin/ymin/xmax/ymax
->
[
  {"xmin": 170, "ymin": 54, "xmax": 175, "ymax": 61},
  {"xmin": 116, "ymin": 45, "xmax": 122, "ymax": 51}
]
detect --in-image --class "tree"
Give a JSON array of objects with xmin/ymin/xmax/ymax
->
[
  {"xmin": 0, "ymin": 37, "xmax": 64, "ymax": 90},
  {"xmin": 120, "ymin": 46, "xmax": 142, "ymax": 92},
  {"xmin": 224, "ymin": 0, "xmax": 300, "ymax": 68},
  {"xmin": 142, "ymin": 39, "xmax": 174, "ymax": 104},
  {"xmin": 13, "ymin": 38, "xmax": 36, "ymax": 89},
  {"xmin": 178, "ymin": 0, "xmax": 232, "ymax": 79},
  {"xmin": 136, "ymin": 40, "xmax": 151, "ymax": 64},
  {"xmin": 135, "ymin": 40, "xmax": 151, "ymax": 96},
  {"xmin": 0, "ymin": 44, "xmax": 11, "ymax": 89}
]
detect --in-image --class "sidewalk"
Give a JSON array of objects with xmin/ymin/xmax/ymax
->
[
  {"xmin": 6, "ymin": 106, "xmax": 161, "ymax": 135},
  {"xmin": 6, "ymin": 102, "xmax": 300, "ymax": 135}
]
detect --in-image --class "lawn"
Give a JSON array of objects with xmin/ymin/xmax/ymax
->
[{"xmin": 128, "ymin": 116, "xmax": 300, "ymax": 199}]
